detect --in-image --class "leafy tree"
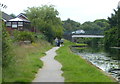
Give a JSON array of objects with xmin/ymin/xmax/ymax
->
[
  {"xmin": 80, "ymin": 21, "xmax": 104, "ymax": 35},
  {"xmin": 25, "ymin": 5, "xmax": 63, "ymax": 43},
  {"xmin": 63, "ymin": 18, "xmax": 81, "ymax": 32},
  {"xmin": 63, "ymin": 18, "xmax": 109, "ymax": 35},
  {"xmin": 117, "ymin": 7, "xmax": 120, "ymax": 47},
  {"xmin": 108, "ymin": 9, "xmax": 118, "ymax": 28},
  {"xmin": 94, "ymin": 19, "xmax": 110, "ymax": 31},
  {"xmin": 104, "ymin": 7, "xmax": 120, "ymax": 47},
  {"xmin": 104, "ymin": 27, "xmax": 118, "ymax": 47},
  {"xmin": 80, "ymin": 20, "xmax": 110, "ymax": 33},
  {"xmin": 69, "ymin": 19, "xmax": 110, "ymax": 44},
  {"xmin": 9, "ymin": 13, "xmax": 16, "ymax": 18}
]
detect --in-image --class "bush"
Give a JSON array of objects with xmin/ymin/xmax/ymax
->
[
  {"xmin": 2, "ymin": 23, "xmax": 13, "ymax": 67},
  {"xmin": 35, "ymin": 33, "xmax": 47, "ymax": 40},
  {"xmin": 104, "ymin": 27, "xmax": 118, "ymax": 47},
  {"xmin": 13, "ymin": 30, "xmax": 35, "ymax": 42}
]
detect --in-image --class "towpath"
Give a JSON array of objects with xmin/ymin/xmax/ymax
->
[{"xmin": 33, "ymin": 47, "xmax": 64, "ymax": 82}]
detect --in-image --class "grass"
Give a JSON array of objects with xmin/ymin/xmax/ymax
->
[
  {"xmin": 55, "ymin": 40, "xmax": 117, "ymax": 82},
  {"xmin": 71, "ymin": 43, "xmax": 87, "ymax": 47},
  {"xmin": 74, "ymin": 43, "xmax": 88, "ymax": 46},
  {"xmin": 3, "ymin": 40, "xmax": 52, "ymax": 82}
]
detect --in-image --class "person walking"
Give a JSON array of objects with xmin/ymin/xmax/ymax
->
[
  {"xmin": 57, "ymin": 39, "xmax": 60, "ymax": 47},
  {"xmin": 60, "ymin": 39, "xmax": 64, "ymax": 46},
  {"xmin": 55, "ymin": 38, "xmax": 58, "ymax": 46}
]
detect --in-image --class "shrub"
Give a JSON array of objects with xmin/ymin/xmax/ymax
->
[
  {"xmin": 35, "ymin": 33, "xmax": 47, "ymax": 40},
  {"xmin": 13, "ymin": 30, "xmax": 35, "ymax": 42},
  {"xmin": 2, "ymin": 23, "xmax": 13, "ymax": 67}
]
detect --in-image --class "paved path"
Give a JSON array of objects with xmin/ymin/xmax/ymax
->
[{"xmin": 33, "ymin": 47, "xmax": 64, "ymax": 82}]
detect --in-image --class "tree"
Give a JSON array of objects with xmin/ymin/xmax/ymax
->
[
  {"xmin": 108, "ymin": 9, "xmax": 118, "ymax": 28},
  {"xmin": 10, "ymin": 13, "xmax": 16, "ymax": 18},
  {"xmin": 63, "ymin": 18, "xmax": 81, "ymax": 32},
  {"xmin": 94, "ymin": 19, "xmax": 110, "ymax": 31},
  {"xmin": 104, "ymin": 7, "xmax": 120, "ymax": 47},
  {"xmin": 117, "ymin": 7, "xmax": 120, "ymax": 47},
  {"xmin": 25, "ymin": 5, "xmax": 63, "ymax": 43}
]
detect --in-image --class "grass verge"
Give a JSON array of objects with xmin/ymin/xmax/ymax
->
[
  {"xmin": 3, "ymin": 40, "xmax": 52, "ymax": 82},
  {"xmin": 74, "ymin": 43, "xmax": 88, "ymax": 46},
  {"xmin": 55, "ymin": 40, "xmax": 116, "ymax": 82}
]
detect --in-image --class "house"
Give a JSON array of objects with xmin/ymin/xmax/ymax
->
[
  {"xmin": 6, "ymin": 13, "xmax": 32, "ymax": 32},
  {"xmin": 2, "ymin": 12, "xmax": 36, "ymax": 33},
  {"xmin": 72, "ymin": 30, "xmax": 85, "ymax": 34},
  {"xmin": 2, "ymin": 12, "xmax": 14, "ymax": 22}
]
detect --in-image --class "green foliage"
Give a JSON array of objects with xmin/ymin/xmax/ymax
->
[
  {"xmin": 104, "ymin": 7, "xmax": 120, "ymax": 47},
  {"xmin": 63, "ymin": 18, "xmax": 109, "ymax": 36},
  {"xmin": 81, "ymin": 21, "xmax": 98, "ymax": 31},
  {"xmin": 63, "ymin": 18, "xmax": 81, "ymax": 32},
  {"xmin": 80, "ymin": 20, "xmax": 110, "ymax": 34},
  {"xmin": 35, "ymin": 33, "xmax": 47, "ymax": 40},
  {"xmin": 73, "ymin": 43, "xmax": 87, "ymax": 47},
  {"xmin": 63, "ymin": 18, "xmax": 109, "ymax": 45},
  {"xmin": 94, "ymin": 19, "xmax": 110, "ymax": 31},
  {"xmin": 2, "ymin": 23, "xmax": 13, "ymax": 67},
  {"xmin": 13, "ymin": 30, "xmax": 35, "ymax": 42},
  {"xmin": 9, "ymin": 13, "xmax": 16, "ymax": 18},
  {"xmin": 104, "ymin": 27, "xmax": 118, "ymax": 47},
  {"xmin": 108, "ymin": 9, "xmax": 118, "ymax": 28},
  {"xmin": 25, "ymin": 5, "xmax": 63, "ymax": 43},
  {"xmin": 75, "ymin": 37, "xmax": 103, "ymax": 45}
]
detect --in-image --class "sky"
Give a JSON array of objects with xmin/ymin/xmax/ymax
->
[{"xmin": 0, "ymin": 0, "xmax": 120, "ymax": 23}]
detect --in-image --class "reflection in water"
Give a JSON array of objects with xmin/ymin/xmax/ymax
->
[{"xmin": 71, "ymin": 45, "xmax": 120, "ymax": 81}]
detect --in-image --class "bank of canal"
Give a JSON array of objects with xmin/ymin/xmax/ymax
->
[
  {"xmin": 55, "ymin": 40, "xmax": 117, "ymax": 82},
  {"xmin": 71, "ymin": 45, "xmax": 120, "ymax": 82}
]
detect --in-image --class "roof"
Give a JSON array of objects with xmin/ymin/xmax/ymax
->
[
  {"xmin": 2, "ymin": 12, "xmax": 30, "ymax": 22},
  {"xmin": 2, "ymin": 12, "xmax": 14, "ymax": 21},
  {"xmin": 9, "ymin": 17, "xmax": 30, "ymax": 22},
  {"xmin": 72, "ymin": 30, "xmax": 85, "ymax": 34},
  {"xmin": 17, "ymin": 13, "xmax": 28, "ymax": 20}
]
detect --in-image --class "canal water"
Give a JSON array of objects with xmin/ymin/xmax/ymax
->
[{"xmin": 71, "ymin": 45, "xmax": 120, "ymax": 82}]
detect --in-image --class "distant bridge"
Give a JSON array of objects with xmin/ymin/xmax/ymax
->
[
  {"xmin": 71, "ymin": 35, "xmax": 104, "ymax": 42},
  {"xmin": 63, "ymin": 30, "xmax": 105, "ymax": 41},
  {"xmin": 72, "ymin": 35, "xmax": 104, "ymax": 38}
]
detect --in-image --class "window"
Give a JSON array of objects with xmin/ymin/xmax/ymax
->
[
  {"xmin": 12, "ymin": 22, "xmax": 17, "ymax": 28},
  {"xmin": 18, "ymin": 26, "xmax": 23, "ymax": 31},
  {"xmin": 18, "ymin": 22, "xmax": 23, "ymax": 26},
  {"xmin": 6, "ymin": 22, "xmax": 11, "ymax": 27}
]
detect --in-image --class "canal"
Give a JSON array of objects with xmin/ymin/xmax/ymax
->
[{"xmin": 71, "ymin": 45, "xmax": 120, "ymax": 82}]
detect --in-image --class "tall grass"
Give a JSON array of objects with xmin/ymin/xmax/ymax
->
[
  {"xmin": 55, "ymin": 40, "xmax": 116, "ymax": 82},
  {"xmin": 3, "ymin": 40, "xmax": 52, "ymax": 82}
]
